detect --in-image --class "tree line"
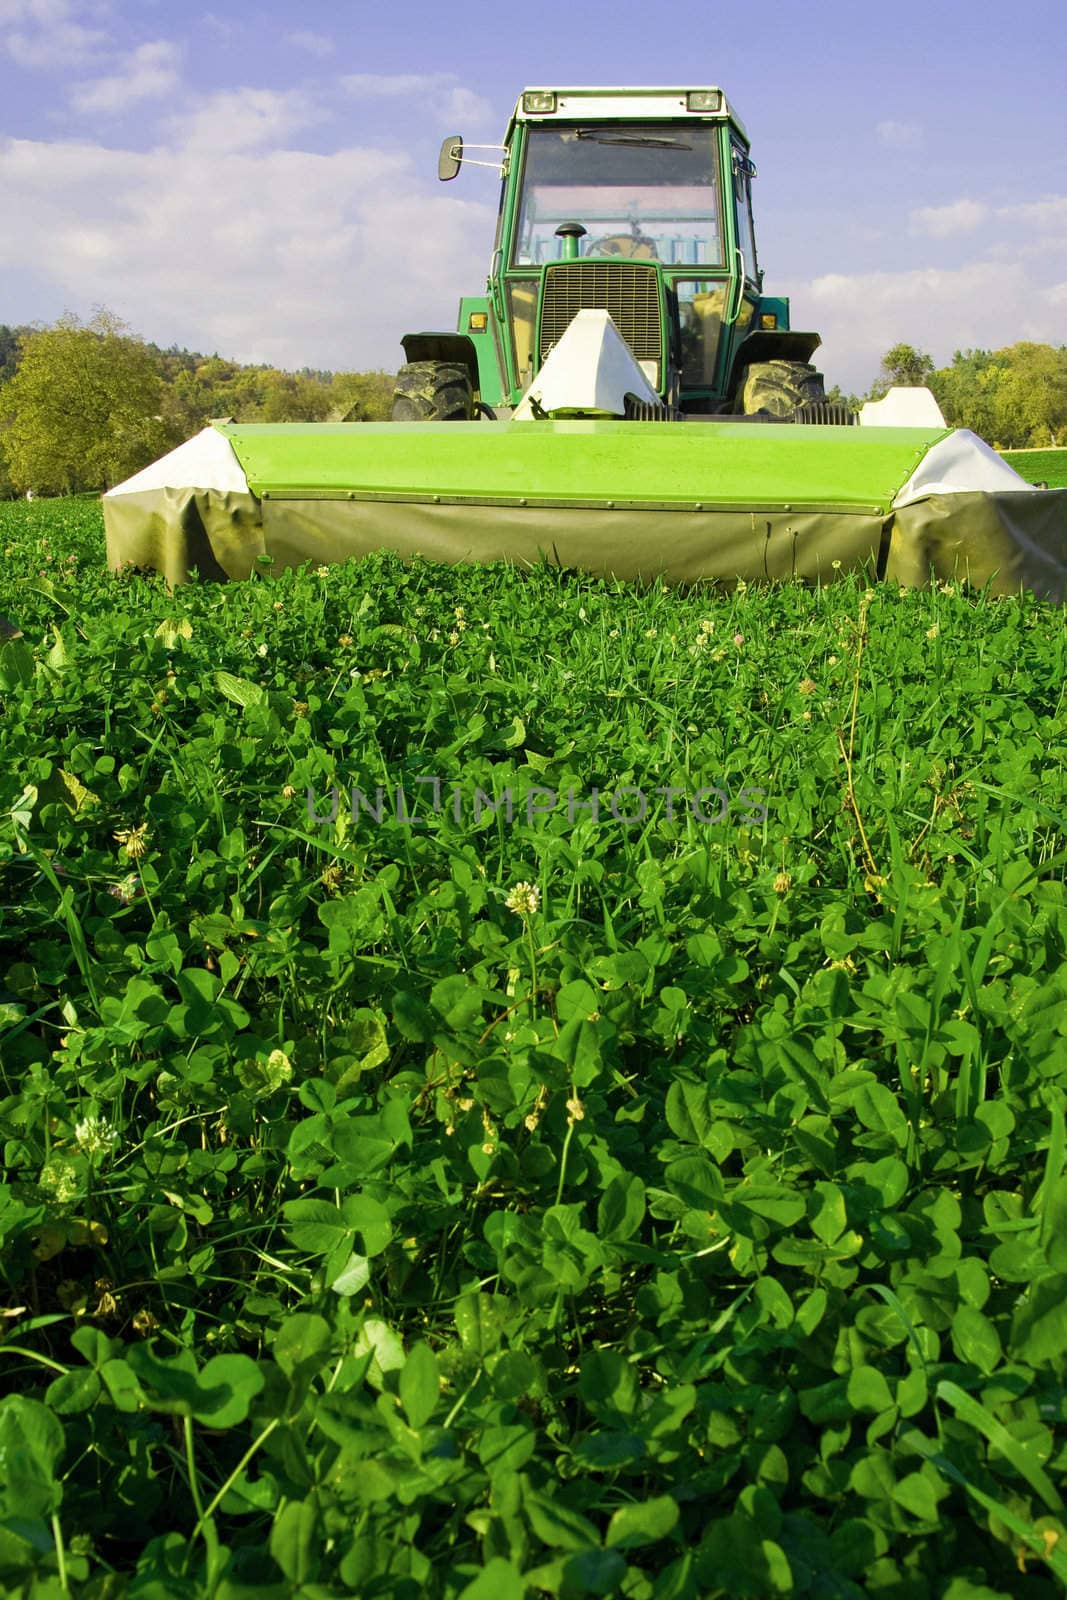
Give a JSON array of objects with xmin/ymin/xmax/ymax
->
[
  {"xmin": 839, "ymin": 340, "xmax": 1067, "ymax": 449},
  {"xmin": 0, "ymin": 310, "xmax": 396, "ymax": 497},
  {"xmin": 1, "ymin": 311, "xmax": 1064, "ymax": 498}
]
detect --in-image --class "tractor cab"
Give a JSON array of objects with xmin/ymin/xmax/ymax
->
[{"xmin": 396, "ymin": 87, "xmax": 824, "ymax": 421}]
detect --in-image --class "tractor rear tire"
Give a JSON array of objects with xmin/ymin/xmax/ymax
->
[
  {"xmin": 392, "ymin": 360, "xmax": 474, "ymax": 422},
  {"xmin": 737, "ymin": 359, "xmax": 827, "ymax": 418}
]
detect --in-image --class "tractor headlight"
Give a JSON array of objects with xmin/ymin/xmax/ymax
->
[
  {"xmin": 522, "ymin": 91, "xmax": 557, "ymax": 114},
  {"xmin": 686, "ymin": 91, "xmax": 722, "ymax": 112}
]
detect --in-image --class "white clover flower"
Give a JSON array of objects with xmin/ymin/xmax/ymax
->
[
  {"xmin": 257, "ymin": 643, "xmax": 268, "ymax": 657},
  {"xmin": 505, "ymin": 880, "xmax": 541, "ymax": 916},
  {"xmin": 73, "ymin": 1115, "xmax": 119, "ymax": 1158}
]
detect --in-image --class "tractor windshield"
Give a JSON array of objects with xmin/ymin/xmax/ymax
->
[{"xmin": 513, "ymin": 124, "xmax": 723, "ymax": 267}]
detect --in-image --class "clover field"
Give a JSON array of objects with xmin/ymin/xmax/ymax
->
[{"xmin": 1, "ymin": 496, "xmax": 1067, "ymax": 1600}]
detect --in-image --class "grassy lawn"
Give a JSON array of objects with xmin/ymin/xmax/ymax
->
[{"xmin": 1001, "ymin": 446, "xmax": 1067, "ymax": 488}]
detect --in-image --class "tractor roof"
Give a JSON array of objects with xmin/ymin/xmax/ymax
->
[{"xmin": 509, "ymin": 87, "xmax": 748, "ymax": 144}]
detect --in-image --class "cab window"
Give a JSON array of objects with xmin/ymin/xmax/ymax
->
[{"xmin": 513, "ymin": 125, "xmax": 724, "ymax": 268}]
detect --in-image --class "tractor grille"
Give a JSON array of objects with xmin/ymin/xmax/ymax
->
[{"xmin": 539, "ymin": 262, "xmax": 661, "ymax": 366}]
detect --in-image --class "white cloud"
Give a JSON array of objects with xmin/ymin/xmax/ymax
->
[
  {"xmin": 0, "ymin": 128, "xmax": 495, "ymax": 374},
  {"xmin": 998, "ymin": 196, "xmax": 1067, "ymax": 236},
  {"xmin": 163, "ymin": 87, "xmax": 328, "ymax": 155},
  {"xmin": 876, "ymin": 120, "xmax": 923, "ymax": 150},
  {"xmin": 902, "ymin": 192, "xmax": 1067, "ymax": 253},
  {"xmin": 795, "ymin": 261, "xmax": 1067, "ymax": 391},
  {"xmin": 2, "ymin": 0, "xmax": 108, "ymax": 67},
  {"xmin": 1046, "ymin": 281, "xmax": 1067, "ymax": 306},
  {"xmin": 909, "ymin": 199, "xmax": 989, "ymax": 238},
  {"xmin": 285, "ymin": 29, "xmax": 335, "ymax": 58},
  {"xmin": 341, "ymin": 72, "xmax": 493, "ymax": 128},
  {"xmin": 70, "ymin": 40, "xmax": 181, "ymax": 115},
  {"xmin": 442, "ymin": 86, "xmax": 494, "ymax": 126}
]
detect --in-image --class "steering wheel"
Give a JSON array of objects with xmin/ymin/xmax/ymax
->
[{"xmin": 586, "ymin": 232, "xmax": 659, "ymax": 260}]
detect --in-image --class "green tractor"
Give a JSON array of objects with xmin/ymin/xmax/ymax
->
[
  {"xmin": 101, "ymin": 84, "xmax": 1067, "ymax": 598},
  {"xmin": 393, "ymin": 85, "xmax": 841, "ymax": 425}
]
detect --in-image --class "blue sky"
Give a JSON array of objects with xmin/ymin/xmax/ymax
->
[{"xmin": 1, "ymin": 0, "xmax": 1065, "ymax": 392}]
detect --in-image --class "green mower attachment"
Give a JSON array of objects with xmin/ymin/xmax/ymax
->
[{"xmin": 103, "ymin": 414, "xmax": 1067, "ymax": 598}]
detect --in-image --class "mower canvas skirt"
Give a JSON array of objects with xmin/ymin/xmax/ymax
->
[{"xmin": 103, "ymin": 420, "xmax": 1067, "ymax": 599}]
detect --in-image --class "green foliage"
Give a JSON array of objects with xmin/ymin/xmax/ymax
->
[
  {"xmin": 867, "ymin": 341, "xmax": 1067, "ymax": 449},
  {"xmin": 157, "ymin": 355, "xmax": 395, "ymax": 436},
  {"xmin": 824, "ymin": 383, "xmax": 861, "ymax": 413},
  {"xmin": 0, "ymin": 311, "xmax": 172, "ymax": 495},
  {"xmin": 868, "ymin": 343, "xmax": 936, "ymax": 400},
  {"xmin": 0, "ymin": 323, "xmax": 30, "ymax": 384},
  {"xmin": 931, "ymin": 345, "xmax": 1067, "ymax": 449},
  {"xmin": 1, "ymin": 497, "xmax": 1067, "ymax": 1596},
  {"xmin": 0, "ymin": 308, "xmax": 396, "ymax": 501},
  {"xmin": 0, "ymin": 445, "xmax": 17, "ymax": 502}
]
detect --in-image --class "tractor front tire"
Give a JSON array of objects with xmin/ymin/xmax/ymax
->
[
  {"xmin": 737, "ymin": 359, "xmax": 827, "ymax": 418},
  {"xmin": 392, "ymin": 360, "xmax": 474, "ymax": 422}
]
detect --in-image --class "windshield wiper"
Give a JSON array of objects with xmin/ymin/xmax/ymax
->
[{"xmin": 573, "ymin": 129, "xmax": 690, "ymax": 149}]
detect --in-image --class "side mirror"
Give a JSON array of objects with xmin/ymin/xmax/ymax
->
[{"xmin": 438, "ymin": 135, "xmax": 463, "ymax": 181}]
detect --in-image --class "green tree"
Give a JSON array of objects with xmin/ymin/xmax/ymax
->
[
  {"xmin": 0, "ymin": 324, "xmax": 27, "ymax": 383},
  {"xmin": 930, "ymin": 348, "xmax": 1007, "ymax": 443},
  {"xmin": 929, "ymin": 342, "xmax": 1067, "ymax": 447},
  {"xmin": 0, "ymin": 440, "xmax": 16, "ymax": 499},
  {"xmin": 824, "ymin": 383, "xmax": 861, "ymax": 413},
  {"xmin": 328, "ymin": 370, "xmax": 395, "ymax": 421},
  {"xmin": 0, "ymin": 309, "xmax": 172, "ymax": 494},
  {"xmin": 257, "ymin": 370, "xmax": 334, "ymax": 422},
  {"xmin": 990, "ymin": 342, "xmax": 1067, "ymax": 448},
  {"xmin": 868, "ymin": 343, "xmax": 936, "ymax": 400}
]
